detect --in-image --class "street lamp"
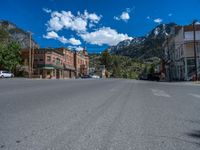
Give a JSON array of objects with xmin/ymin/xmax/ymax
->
[
  {"xmin": 193, "ymin": 20, "xmax": 198, "ymax": 81},
  {"xmin": 165, "ymin": 34, "xmax": 171, "ymax": 82},
  {"xmin": 28, "ymin": 32, "xmax": 32, "ymax": 78}
]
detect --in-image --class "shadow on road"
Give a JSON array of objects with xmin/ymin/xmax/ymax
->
[
  {"xmin": 187, "ymin": 130, "xmax": 200, "ymax": 139},
  {"xmin": 183, "ymin": 119, "xmax": 200, "ymax": 146},
  {"xmin": 185, "ymin": 130, "xmax": 200, "ymax": 147}
]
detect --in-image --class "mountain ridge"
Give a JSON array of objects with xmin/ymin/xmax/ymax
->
[
  {"xmin": 0, "ymin": 20, "xmax": 39, "ymax": 49},
  {"xmin": 107, "ymin": 23, "xmax": 177, "ymax": 59}
]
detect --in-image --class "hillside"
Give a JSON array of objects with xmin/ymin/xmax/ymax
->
[
  {"xmin": 0, "ymin": 20, "xmax": 39, "ymax": 49},
  {"xmin": 107, "ymin": 23, "xmax": 176, "ymax": 59}
]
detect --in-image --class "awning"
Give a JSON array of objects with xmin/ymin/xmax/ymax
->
[
  {"xmin": 37, "ymin": 64, "xmax": 64, "ymax": 69},
  {"xmin": 64, "ymin": 66, "xmax": 76, "ymax": 71},
  {"xmin": 42, "ymin": 66, "xmax": 55, "ymax": 70}
]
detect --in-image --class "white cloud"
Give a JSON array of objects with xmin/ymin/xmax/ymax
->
[
  {"xmin": 71, "ymin": 17, "xmax": 87, "ymax": 32},
  {"xmin": 79, "ymin": 27, "xmax": 132, "ymax": 46},
  {"xmin": 146, "ymin": 16, "xmax": 151, "ymax": 20},
  {"xmin": 168, "ymin": 13, "xmax": 173, "ymax": 17},
  {"xmin": 46, "ymin": 10, "xmax": 101, "ymax": 32},
  {"xmin": 75, "ymin": 46, "xmax": 84, "ymax": 51},
  {"xmin": 43, "ymin": 8, "xmax": 52, "ymax": 13},
  {"xmin": 47, "ymin": 15, "xmax": 63, "ymax": 31},
  {"xmin": 114, "ymin": 8, "xmax": 131, "ymax": 22},
  {"xmin": 58, "ymin": 36, "xmax": 68, "ymax": 44},
  {"xmin": 83, "ymin": 10, "xmax": 101, "ymax": 23},
  {"xmin": 154, "ymin": 18, "xmax": 163, "ymax": 24},
  {"xmin": 69, "ymin": 37, "xmax": 81, "ymax": 45},
  {"xmin": 43, "ymin": 31, "xmax": 81, "ymax": 45},
  {"xmin": 68, "ymin": 46, "xmax": 84, "ymax": 51},
  {"xmin": 195, "ymin": 21, "xmax": 200, "ymax": 25},
  {"xmin": 43, "ymin": 31, "xmax": 59, "ymax": 39},
  {"xmin": 89, "ymin": 23, "xmax": 96, "ymax": 28},
  {"xmin": 120, "ymin": 12, "xmax": 130, "ymax": 21},
  {"xmin": 113, "ymin": 16, "xmax": 119, "ymax": 21}
]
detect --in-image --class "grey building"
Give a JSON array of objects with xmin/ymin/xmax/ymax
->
[{"xmin": 164, "ymin": 24, "xmax": 200, "ymax": 81}]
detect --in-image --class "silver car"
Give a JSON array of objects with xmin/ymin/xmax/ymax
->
[{"xmin": 0, "ymin": 70, "xmax": 14, "ymax": 78}]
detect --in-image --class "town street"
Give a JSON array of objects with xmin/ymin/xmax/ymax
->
[{"xmin": 0, "ymin": 79, "xmax": 200, "ymax": 150}]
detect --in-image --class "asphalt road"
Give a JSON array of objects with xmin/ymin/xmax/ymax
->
[{"xmin": 1, "ymin": 79, "xmax": 200, "ymax": 150}]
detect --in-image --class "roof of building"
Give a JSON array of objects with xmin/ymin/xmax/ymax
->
[
  {"xmin": 36, "ymin": 48, "xmax": 64, "ymax": 55},
  {"xmin": 175, "ymin": 24, "xmax": 200, "ymax": 33}
]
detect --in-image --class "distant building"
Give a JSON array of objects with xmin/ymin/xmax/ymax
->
[
  {"xmin": 21, "ymin": 48, "xmax": 64, "ymax": 79},
  {"xmin": 164, "ymin": 24, "xmax": 200, "ymax": 81},
  {"xmin": 74, "ymin": 49, "xmax": 89, "ymax": 77},
  {"xmin": 57, "ymin": 48, "xmax": 76, "ymax": 78},
  {"xmin": 21, "ymin": 48, "xmax": 89, "ymax": 79}
]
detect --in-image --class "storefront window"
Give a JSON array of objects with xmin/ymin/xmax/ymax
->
[{"xmin": 47, "ymin": 70, "xmax": 51, "ymax": 75}]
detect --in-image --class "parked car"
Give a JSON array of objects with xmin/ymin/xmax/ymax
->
[
  {"xmin": 139, "ymin": 74, "xmax": 148, "ymax": 80},
  {"xmin": 81, "ymin": 75, "xmax": 92, "ymax": 79},
  {"xmin": 91, "ymin": 75, "xmax": 100, "ymax": 79},
  {"xmin": 147, "ymin": 73, "xmax": 160, "ymax": 81},
  {"xmin": 0, "ymin": 70, "xmax": 14, "ymax": 78}
]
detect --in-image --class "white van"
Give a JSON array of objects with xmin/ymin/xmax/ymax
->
[{"xmin": 0, "ymin": 70, "xmax": 14, "ymax": 78}]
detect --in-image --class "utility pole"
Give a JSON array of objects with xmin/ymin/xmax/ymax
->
[
  {"xmin": 29, "ymin": 32, "xmax": 32, "ymax": 78},
  {"xmin": 167, "ymin": 37, "xmax": 171, "ymax": 82},
  {"xmin": 32, "ymin": 43, "xmax": 34, "ymax": 76},
  {"xmin": 193, "ymin": 20, "xmax": 198, "ymax": 81}
]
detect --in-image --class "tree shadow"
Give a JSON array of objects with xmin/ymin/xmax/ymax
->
[
  {"xmin": 187, "ymin": 130, "xmax": 200, "ymax": 139},
  {"xmin": 185, "ymin": 130, "xmax": 200, "ymax": 147}
]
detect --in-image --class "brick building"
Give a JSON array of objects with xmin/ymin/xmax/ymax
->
[
  {"xmin": 74, "ymin": 49, "xmax": 89, "ymax": 77},
  {"xmin": 21, "ymin": 48, "xmax": 89, "ymax": 79},
  {"xmin": 21, "ymin": 48, "xmax": 64, "ymax": 79},
  {"xmin": 57, "ymin": 48, "xmax": 76, "ymax": 78}
]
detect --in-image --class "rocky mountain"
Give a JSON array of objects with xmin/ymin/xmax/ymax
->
[
  {"xmin": 107, "ymin": 23, "xmax": 176, "ymax": 59},
  {"xmin": 0, "ymin": 20, "xmax": 39, "ymax": 49}
]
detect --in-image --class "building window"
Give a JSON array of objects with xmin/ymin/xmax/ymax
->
[
  {"xmin": 47, "ymin": 56, "xmax": 51, "ymax": 62},
  {"xmin": 39, "ymin": 58, "xmax": 43, "ymax": 61},
  {"xmin": 53, "ymin": 57, "xmax": 55, "ymax": 62},
  {"xmin": 197, "ymin": 44, "xmax": 200, "ymax": 55},
  {"xmin": 187, "ymin": 59, "xmax": 195, "ymax": 66},
  {"xmin": 56, "ymin": 58, "xmax": 61, "ymax": 65}
]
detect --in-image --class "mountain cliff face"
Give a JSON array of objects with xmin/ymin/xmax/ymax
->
[
  {"xmin": 107, "ymin": 23, "xmax": 176, "ymax": 59},
  {"xmin": 0, "ymin": 20, "xmax": 39, "ymax": 49}
]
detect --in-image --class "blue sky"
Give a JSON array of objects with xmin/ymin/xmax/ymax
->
[{"xmin": 0, "ymin": 0, "xmax": 200, "ymax": 53}]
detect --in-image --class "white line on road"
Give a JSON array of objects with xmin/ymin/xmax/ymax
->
[
  {"xmin": 151, "ymin": 89, "xmax": 171, "ymax": 98},
  {"xmin": 189, "ymin": 93, "xmax": 200, "ymax": 99}
]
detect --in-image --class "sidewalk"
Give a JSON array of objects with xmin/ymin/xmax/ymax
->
[{"xmin": 166, "ymin": 81, "xmax": 200, "ymax": 86}]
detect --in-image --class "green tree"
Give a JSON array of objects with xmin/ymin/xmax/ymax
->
[
  {"xmin": 95, "ymin": 52, "xmax": 146, "ymax": 79},
  {"xmin": 143, "ymin": 66, "xmax": 148, "ymax": 73},
  {"xmin": 0, "ymin": 28, "xmax": 9, "ymax": 42},
  {"xmin": 112, "ymin": 66, "xmax": 121, "ymax": 78},
  {"xmin": 112, "ymin": 56, "xmax": 122, "ymax": 77},
  {"xmin": 0, "ymin": 42, "xmax": 21, "ymax": 71},
  {"xmin": 149, "ymin": 64, "xmax": 155, "ymax": 74},
  {"xmin": 0, "ymin": 43, "xmax": 6, "ymax": 69},
  {"xmin": 100, "ymin": 50, "xmax": 112, "ymax": 69}
]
